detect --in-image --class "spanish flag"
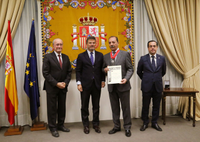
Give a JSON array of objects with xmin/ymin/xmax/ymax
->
[{"xmin": 5, "ymin": 21, "xmax": 18, "ymax": 125}]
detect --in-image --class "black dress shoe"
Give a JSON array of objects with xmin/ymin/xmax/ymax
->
[
  {"xmin": 57, "ymin": 126, "xmax": 70, "ymax": 132},
  {"xmin": 151, "ymin": 123, "xmax": 162, "ymax": 131},
  {"xmin": 93, "ymin": 126, "xmax": 101, "ymax": 133},
  {"xmin": 84, "ymin": 126, "xmax": 90, "ymax": 134},
  {"xmin": 108, "ymin": 128, "xmax": 121, "ymax": 134},
  {"xmin": 140, "ymin": 124, "xmax": 148, "ymax": 131},
  {"xmin": 125, "ymin": 130, "xmax": 131, "ymax": 137},
  {"xmin": 51, "ymin": 130, "xmax": 59, "ymax": 137}
]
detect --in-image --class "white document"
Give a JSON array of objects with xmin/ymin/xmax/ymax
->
[{"xmin": 107, "ymin": 65, "xmax": 122, "ymax": 84}]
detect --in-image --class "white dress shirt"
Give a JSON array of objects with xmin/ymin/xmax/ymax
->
[
  {"xmin": 87, "ymin": 50, "xmax": 95, "ymax": 63},
  {"xmin": 54, "ymin": 51, "xmax": 63, "ymax": 63},
  {"xmin": 112, "ymin": 48, "xmax": 119, "ymax": 61},
  {"xmin": 149, "ymin": 53, "xmax": 157, "ymax": 67}
]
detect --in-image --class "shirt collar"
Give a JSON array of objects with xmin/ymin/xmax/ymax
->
[
  {"xmin": 87, "ymin": 50, "xmax": 95, "ymax": 54},
  {"xmin": 113, "ymin": 48, "xmax": 119, "ymax": 53},
  {"xmin": 149, "ymin": 53, "xmax": 157, "ymax": 58},
  {"xmin": 54, "ymin": 51, "xmax": 62, "ymax": 56}
]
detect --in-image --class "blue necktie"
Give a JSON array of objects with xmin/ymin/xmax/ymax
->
[
  {"xmin": 151, "ymin": 56, "xmax": 156, "ymax": 71},
  {"xmin": 90, "ymin": 52, "xmax": 94, "ymax": 65}
]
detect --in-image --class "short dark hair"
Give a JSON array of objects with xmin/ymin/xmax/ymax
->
[
  {"xmin": 86, "ymin": 36, "xmax": 96, "ymax": 44},
  {"xmin": 109, "ymin": 36, "xmax": 118, "ymax": 42},
  {"xmin": 147, "ymin": 40, "xmax": 158, "ymax": 47}
]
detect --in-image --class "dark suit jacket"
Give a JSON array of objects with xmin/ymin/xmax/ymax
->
[
  {"xmin": 137, "ymin": 54, "xmax": 166, "ymax": 93},
  {"xmin": 42, "ymin": 52, "xmax": 72, "ymax": 94},
  {"xmin": 76, "ymin": 50, "xmax": 105, "ymax": 90},
  {"xmin": 103, "ymin": 50, "xmax": 133, "ymax": 92}
]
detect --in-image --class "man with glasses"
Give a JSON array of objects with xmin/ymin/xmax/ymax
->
[{"xmin": 137, "ymin": 40, "xmax": 166, "ymax": 132}]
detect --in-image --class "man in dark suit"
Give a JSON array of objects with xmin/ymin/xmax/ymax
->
[
  {"xmin": 76, "ymin": 36, "xmax": 105, "ymax": 134},
  {"xmin": 137, "ymin": 40, "xmax": 166, "ymax": 132},
  {"xmin": 43, "ymin": 38, "xmax": 72, "ymax": 137},
  {"xmin": 103, "ymin": 36, "xmax": 133, "ymax": 137}
]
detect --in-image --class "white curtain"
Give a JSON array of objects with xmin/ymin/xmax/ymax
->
[
  {"xmin": 0, "ymin": 0, "xmax": 38, "ymax": 126},
  {"xmin": 0, "ymin": 0, "xmax": 183, "ymax": 126},
  {"xmin": 133, "ymin": 0, "xmax": 183, "ymax": 117}
]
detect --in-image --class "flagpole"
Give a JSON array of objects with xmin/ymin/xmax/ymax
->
[
  {"xmin": 32, "ymin": 18, "xmax": 41, "ymax": 124},
  {"xmin": 16, "ymin": 112, "xmax": 18, "ymax": 126},
  {"xmin": 37, "ymin": 108, "xmax": 40, "ymax": 122},
  {"xmin": 4, "ymin": 20, "xmax": 23, "ymax": 136},
  {"xmin": 24, "ymin": 18, "xmax": 46, "ymax": 131}
]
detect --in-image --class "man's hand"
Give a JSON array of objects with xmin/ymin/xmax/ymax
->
[
  {"xmin": 104, "ymin": 66, "xmax": 109, "ymax": 73},
  {"xmin": 56, "ymin": 82, "xmax": 66, "ymax": 89},
  {"xmin": 77, "ymin": 84, "xmax": 83, "ymax": 92},
  {"xmin": 120, "ymin": 79, "xmax": 127, "ymax": 84},
  {"xmin": 101, "ymin": 82, "xmax": 105, "ymax": 88}
]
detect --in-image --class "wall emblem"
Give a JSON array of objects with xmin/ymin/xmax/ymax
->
[{"xmin": 71, "ymin": 13, "xmax": 107, "ymax": 50}]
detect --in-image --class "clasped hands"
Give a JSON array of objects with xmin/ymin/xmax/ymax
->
[{"xmin": 56, "ymin": 82, "xmax": 66, "ymax": 89}]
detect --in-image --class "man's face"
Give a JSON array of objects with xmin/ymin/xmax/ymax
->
[
  {"xmin": 53, "ymin": 39, "xmax": 63, "ymax": 54},
  {"xmin": 87, "ymin": 39, "xmax": 96, "ymax": 52},
  {"xmin": 109, "ymin": 37, "xmax": 119, "ymax": 51},
  {"xmin": 148, "ymin": 41, "xmax": 158, "ymax": 55}
]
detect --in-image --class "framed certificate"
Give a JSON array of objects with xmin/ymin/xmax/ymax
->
[{"xmin": 107, "ymin": 65, "xmax": 122, "ymax": 84}]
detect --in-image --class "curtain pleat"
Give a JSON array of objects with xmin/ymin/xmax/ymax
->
[
  {"xmin": 145, "ymin": 0, "xmax": 200, "ymax": 120},
  {"xmin": 0, "ymin": 0, "xmax": 25, "ymax": 63},
  {"xmin": 0, "ymin": 0, "xmax": 184, "ymax": 126}
]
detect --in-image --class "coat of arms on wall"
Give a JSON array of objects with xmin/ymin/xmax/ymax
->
[
  {"xmin": 41, "ymin": 0, "xmax": 134, "ymax": 68},
  {"xmin": 71, "ymin": 13, "xmax": 107, "ymax": 50}
]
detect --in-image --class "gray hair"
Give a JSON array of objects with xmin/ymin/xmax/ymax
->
[{"xmin": 52, "ymin": 38, "xmax": 63, "ymax": 46}]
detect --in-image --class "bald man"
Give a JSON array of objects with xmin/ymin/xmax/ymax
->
[{"xmin": 43, "ymin": 38, "xmax": 72, "ymax": 137}]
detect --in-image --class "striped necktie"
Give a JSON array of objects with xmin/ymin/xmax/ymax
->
[{"xmin": 58, "ymin": 55, "xmax": 62, "ymax": 68}]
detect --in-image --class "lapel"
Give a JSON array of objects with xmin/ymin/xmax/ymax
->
[
  {"xmin": 61, "ymin": 54, "xmax": 66, "ymax": 69},
  {"xmin": 147, "ymin": 54, "xmax": 161, "ymax": 72},
  {"xmin": 156, "ymin": 54, "xmax": 161, "ymax": 71},
  {"xmin": 107, "ymin": 52, "xmax": 112, "ymax": 65},
  {"xmin": 94, "ymin": 51, "xmax": 98, "ymax": 66},
  {"xmin": 115, "ymin": 50, "xmax": 122, "ymax": 65},
  {"xmin": 146, "ymin": 54, "xmax": 154, "ymax": 72},
  {"xmin": 84, "ymin": 51, "xmax": 92, "ymax": 65},
  {"xmin": 52, "ymin": 52, "xmax": 62, "ymax": 69}
]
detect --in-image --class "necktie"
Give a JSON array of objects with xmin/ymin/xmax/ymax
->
[
  {"xmin": 58, "ymin": 55, "xmax": 62, "ymax": 68},
  {"xmin": 151, "ymin": 56, "xmax": 156, "ymax": 71},
  {"xmin": 90, "ymin": 52, "xmax": 94, "ymax": 65}
]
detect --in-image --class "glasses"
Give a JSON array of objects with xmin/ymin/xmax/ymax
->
[{"xmin": 148, "ymin": 45, "xmax": 157, "ymax": 48}]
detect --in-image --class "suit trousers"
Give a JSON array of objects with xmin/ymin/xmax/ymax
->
[
  {"xmin": 109, "ymin": 85, "xmax": 131, "ymax": 130},
  {"xmin": 47, "ymin": 90, "xmax": 66, "ymax": 131},
  {"xmin": 142, "ymin": 83, "xmax": 162, "ymax": 125},
  {"xmin": 81, "ymin": 80, "xmax": 101, "ymax": 126}
]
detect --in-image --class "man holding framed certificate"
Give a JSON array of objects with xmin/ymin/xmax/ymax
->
[{"xmin": 103, "ymin": 36, "xmax": 133, "ymax": 137}]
